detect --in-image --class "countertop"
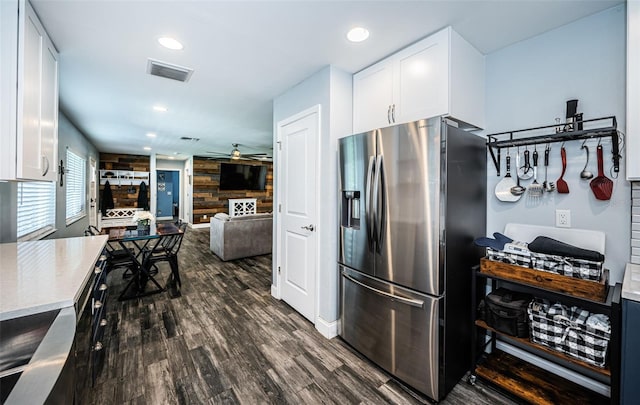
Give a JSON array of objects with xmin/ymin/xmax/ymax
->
[
  {"xmin": 622, "ymin": 262, "xmax": 640, "ymax": 302},
  {"xmin": 0, "ymin": 235, "xmax": 108, "ymax": 321}
]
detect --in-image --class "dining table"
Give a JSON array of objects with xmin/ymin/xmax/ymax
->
[{"xmin": 101, "ymin": 222, "xmax": 183, "ymax": 300}]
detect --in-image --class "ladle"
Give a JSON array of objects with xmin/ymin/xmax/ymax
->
[
  {"xmin": 510, "ymin": 149, "xmax": 526, "ymax": 196},
  {"xmin": 580, "ymin": 143, "xmax": 594, "ymax": 180}
]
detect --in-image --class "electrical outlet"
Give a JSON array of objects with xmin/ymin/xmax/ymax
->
[{"xmin": 556, "ymin": 209, "xmax": 571, "ymax": 228}]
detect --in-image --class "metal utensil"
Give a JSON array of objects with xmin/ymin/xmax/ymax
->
[
  {"xmin": 556, "ymin": 146, "xmax": 570, "ymax": 194},
  {"xmin": 517, "ymin": 148, "xmax": 533, "ymax": 180},
  {"xmin": 495, "ymin": 154, "xmax": 520, "ymax": 202},
  {"xmin": 510, "ymin": 150, "xmax": 526, "ymax": 196},
  {"xmin": 580, "ymin": 143, "xmax": 594, "ymax": 180},
  {"xmin": 543, "ymin": 145, "xmax": 555, "ymax": 192},
  {"xmin": 528, "ymin": 149, "xmax": 543, "ymax": 199},
  {"xmin": 589, "ymin": 145, "xmax": 613, "ymax": 200}
]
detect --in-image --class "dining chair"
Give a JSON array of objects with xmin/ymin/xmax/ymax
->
[
  {"xmin": 141, "ymin": 231, "xmax": 185, "ymax": 297},
  {"xmin": 85, "ymin": 225, "xmax": 135, "ymax": 275}
]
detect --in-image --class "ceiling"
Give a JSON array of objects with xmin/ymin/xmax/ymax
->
[{"xmin": 31, "ymin": 0, "xmax": 623, "ymax": 161}]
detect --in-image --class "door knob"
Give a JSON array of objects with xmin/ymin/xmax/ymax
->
[{"xmin": 301, "ymin": 224, "xmax": 315, "ymax": 232}]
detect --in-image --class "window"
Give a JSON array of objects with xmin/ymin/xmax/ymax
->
[
  {"xmin": 17, "ymin": 181, "xmax": 56, "ymax": 240},
  {"xmin": 66, "ymin": 149, "xmax": 86, "ymax": 225}
]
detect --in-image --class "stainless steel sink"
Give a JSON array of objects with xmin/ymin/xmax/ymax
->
[
  {"xmin": 0, "ymin": 310, "xmax": 59, "ymax": 403},
  {"xmin": 0, "ymin": 308, "xmax": 75, "ymax": 404}
]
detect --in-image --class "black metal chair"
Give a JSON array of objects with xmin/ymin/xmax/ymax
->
[
  {"xmin": 85, "ymin": 225, "xmax": 134, "ymax": 275},
  {"xmin": 140, "ymin": 231, "xmax": 185, "ymax": 297}
]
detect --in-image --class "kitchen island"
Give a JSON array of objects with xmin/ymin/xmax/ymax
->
[
  {"xmin": 0, "ymin": 235, "xmax": 108, "ymax": 404},
  {"xmin": 0, "ymin": 235, "xmax": 107, "ymax": 320}
]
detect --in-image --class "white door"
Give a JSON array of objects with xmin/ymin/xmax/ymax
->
[
  {"xmin": 278, "ymin": 107, "xmax": 319, "ymax": 322},
  {"xmin": 89, "ymin": 158, "xmax": 97, "ymax": 227}
]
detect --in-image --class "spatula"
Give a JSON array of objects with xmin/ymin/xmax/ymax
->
[
  {"xmin": 556, "ymin": 146, "xmax": 570, "ymax": 194},
  {"xmin": 495, "ymin": 155, "xmax": 520, "ymax": 202},
  {"xmin": 527, "ymin": 149, "xmax": 543, "ymax": 200},
  {"xmin": 589, "ymin": 145, "xmax": 613, "ymax": 200}
]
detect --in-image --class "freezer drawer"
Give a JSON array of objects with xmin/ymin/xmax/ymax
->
[{"xmin": 339, "ymin": 266, "xmax": 440, "ymax": 400}]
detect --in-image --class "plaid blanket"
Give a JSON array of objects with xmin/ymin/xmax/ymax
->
[
  {"xmin": 528, "ymin": 299, "xmax": 610, "ymax": 367},
  {"xmin": 486, "ymin": 248, "xmax": 603, "ymax": 281}
]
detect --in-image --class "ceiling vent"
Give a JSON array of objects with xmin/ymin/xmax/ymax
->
[
  {"xmin": 147, "ymin": 58, "xmax": 194, "ymax": 82},
  {"xmin": 180, "ymin": 136, "xmax": 200, "ymax": 141}
]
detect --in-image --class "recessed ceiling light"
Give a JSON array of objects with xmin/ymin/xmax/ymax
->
[
  {"xmin": 143, "ymin": 147, "xmax": 152, "ymax": 151},
  {"xmin": 153, "ymin": 105, "xmax": 168, "ymax": 112},
  {"xmin": 146, "ymin": 132, "xmax": 157, "ymax": 138},
  {"xmin": 347, "ymin": 27, "xmax": 369, "ymax": 43},
  {"xmin": 158, "ymin": 36, "xmax": 183, "ymax": 50}
]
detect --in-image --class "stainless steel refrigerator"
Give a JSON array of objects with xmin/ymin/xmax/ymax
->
[{"xmin": 338, "ymin": 117, "xmax": 486, "ymax": 401}]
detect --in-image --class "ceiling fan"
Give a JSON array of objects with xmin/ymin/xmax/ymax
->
[{"xmin": 205, "ymin": 143, "xmax": 272, "ymax": 161}]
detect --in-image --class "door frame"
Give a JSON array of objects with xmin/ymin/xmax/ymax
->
[
  {"xmin": 274, "ymin": 104, "xmax": 321, "ymax": 325},
  {"xmin": 154, "ymin": 168, "xmax": 182, "ymax": 221},
  {"xmin": 89, "ymin": 157, "xmax": 98, "ymax": 227}
]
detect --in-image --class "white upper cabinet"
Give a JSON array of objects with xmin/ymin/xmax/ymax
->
[
  {"xmin": 0, "ymin": 0, "xmax": 58, "ymax": 181},
  {"xmin": 353, "ymin": 60, "xmax": 394, "ymax": 133},
  {"xmin": 628, "ymin": 0, "xmax": 639, "ymax": 180},
  {"xmin": 353, "ymin": 27, "xmax": 485, "ymax": 134}
]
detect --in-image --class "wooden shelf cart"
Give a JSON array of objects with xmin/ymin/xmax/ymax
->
[{"xmin": 470, "ymin": 258, "xmax": 622, "ymax": 404}]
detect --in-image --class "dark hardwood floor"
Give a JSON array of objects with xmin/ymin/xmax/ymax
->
[{"xmin": 80, "ymin": 228, "xmax": 515, "ymax": 404}]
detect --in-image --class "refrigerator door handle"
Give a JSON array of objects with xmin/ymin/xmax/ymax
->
[
  {"xmin": 375, "ymin": 154, "xmax": 385, "ymax": 250},
  {"xmin": 342, "ymin": 273, "xmax": 425, "ymax": 308},
  {"xmin": 365, "ymin": 155, "xmax": 376, "ymax": 249}
]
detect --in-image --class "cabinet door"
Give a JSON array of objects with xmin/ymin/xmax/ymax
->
[
  {"xmin": 394, "ymin": 29, "xmax": 449, "ymax": 125},
  {"xmin": 353, "ymin": 60, "xmax": 394, "ymax": 133},
  {"xmin": 17, "ymin": 2, "xmax": 57, "ymax": 181},
  {"xmin": 18, "ymin": 4, "xmax": 45, "ymax": 180},
  {"xmin": 40, "ymin": 40, "xmax": 58, "ymax": 181},
  {"xmin": 628, "ymin": 0, "xmax": 639, "ymax": 180}
]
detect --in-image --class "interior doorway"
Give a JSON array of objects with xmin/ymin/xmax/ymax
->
[
  {"xmin": 156, "ymin": 169, "xmax": 180, "ymax": 221},
  {"xmin": 275, "ymin": 105, "xmax": 320, "ymax": 323},
  {"xmin": 89, "ymin": 157, "xmax": 98, "ymax": 227}
]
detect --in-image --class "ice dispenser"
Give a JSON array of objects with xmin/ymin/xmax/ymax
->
[{"xmin": 341, "ymin": 191, "xmax": 360, "ymax": 229}]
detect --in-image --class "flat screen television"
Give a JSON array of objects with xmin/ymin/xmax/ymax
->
[{"xmin": 219, "ymin": 162, "xmax": 267, "ymax": 191}]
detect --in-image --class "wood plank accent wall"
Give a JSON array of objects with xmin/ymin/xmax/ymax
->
[
  {"xmin": 192, "ymin": 157, "xmax": 273, "ymax": 225},
  {"xmin": 99, "ymin": 153, "xmax": 150, "ymax": 208}
]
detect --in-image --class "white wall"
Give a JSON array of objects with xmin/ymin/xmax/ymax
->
[
  {"xmin": 485, "ymin": 4, "xmax": 630, "ymax": 282},
  {"xmin": 272, "ymin": 65, "xmax": 352, "ymax": 327},
  {"xmin": 47, "ymin": 113, "xmax": 100, "ymax": 239}
]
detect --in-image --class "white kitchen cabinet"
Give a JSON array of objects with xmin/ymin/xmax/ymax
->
[
  {"xmin": 353, "ymin": 60, "xmax": 394, "ymax": 132},
  {"xmin": 627, "ymin": 0, "xmax": 639, "ymax": 180},
  {"xmin": 353, "ymin": 27, "xmax": 484, "ymax": 134},
  {"xmin": 0, "ymin": 0, "xmax": 58, "ymax": 181}
]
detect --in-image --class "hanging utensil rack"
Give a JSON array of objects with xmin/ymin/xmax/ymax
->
[{"xmin": 486, "ymin": 116, "xmax": 620, "ymax": 176}]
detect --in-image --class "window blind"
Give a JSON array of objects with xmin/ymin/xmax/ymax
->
[
  {"xmin": 17, "ymin": 181, "xmax": 56, "ymax": 240},
  {"xmin": 66, "ymin": 149, "xmax": 86, "ymax": 224}
]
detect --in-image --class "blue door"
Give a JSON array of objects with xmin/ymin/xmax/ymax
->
[{"xmin": 157, "ymin": 181, "xmax": 173, "ymax": 218}]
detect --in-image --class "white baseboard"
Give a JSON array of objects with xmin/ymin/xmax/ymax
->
[
  {"xmin": 191, "ymin": 223, "xmax": 210, "ymax": 229},
  {"xmin": 315, "ymin": 317, "xmax": 339, "ymax": 339},
  {"xmin": 271, "ymin": 284, "xmax": 280, "ymax": 299}
]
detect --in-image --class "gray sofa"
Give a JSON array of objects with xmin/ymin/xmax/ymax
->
[{"xmin": 210, "ymin": 212, "xmax": 273, "ymax": 261}]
